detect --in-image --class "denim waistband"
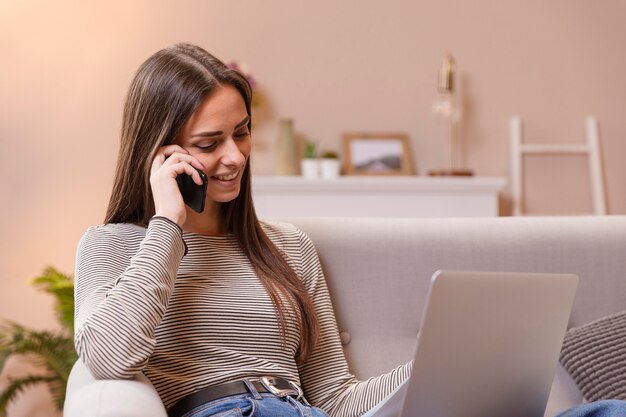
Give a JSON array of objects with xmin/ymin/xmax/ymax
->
[
  {"xmin": 181, "ymin": 393, "xmax": 328, "ymax": 417},
  {"xmin": 169, "ymin": 377, "xmax": 308, "ymax": 417}
]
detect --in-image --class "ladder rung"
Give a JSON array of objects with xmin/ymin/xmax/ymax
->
[
  {"xmin": 510, "ymin": 115, "xmax": 606, "ymax": 215},
  {"xmin": 520, "ymin": 144, "xmax": 590, "ymax": 154}
]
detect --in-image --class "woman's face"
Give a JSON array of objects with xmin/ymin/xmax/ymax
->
[{"xmin": 176, "ymin": 85, "xmax": 251, "ymax": 209}]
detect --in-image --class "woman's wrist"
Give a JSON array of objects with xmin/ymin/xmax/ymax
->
[
  {"xmin": 152, "ymin": 212, "xmax": 184, "ymax": 228},
  {"xmin": 150, "ymin": 215, "xmax": 188, "ymax": 256}
]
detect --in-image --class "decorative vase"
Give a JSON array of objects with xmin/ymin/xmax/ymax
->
[
  {"xmin": 320, "ymin": 158, "xmax": 340, "ymax": 180},
  {"xmin": 300, "ymin": 159, "xmax": 319, "ymax": 179},
  {"xmin": 275, "ymin": 118, "xmax": 299, "ymax": 175}
]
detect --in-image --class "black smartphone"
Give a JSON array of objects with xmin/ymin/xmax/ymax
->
[{"xmin": 176, "ymin": 169, "xmax": 208, "ymax": 213}]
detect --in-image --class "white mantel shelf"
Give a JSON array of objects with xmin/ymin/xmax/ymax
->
[{"xmin": 252, "ymin": 176, "xmax": 507, "ymax": 218}]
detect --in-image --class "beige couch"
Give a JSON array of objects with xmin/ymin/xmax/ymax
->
[{"xmin": 64, "ymin": 216, "xmax": 626, "ymax": 417}]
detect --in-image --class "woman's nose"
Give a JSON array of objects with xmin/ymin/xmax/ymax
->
[{"xmin": 220, "ymin": 138, "xmax": 246, "ymax": 166}]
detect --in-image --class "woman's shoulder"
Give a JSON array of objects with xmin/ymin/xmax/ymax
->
[
  {"xmin": 78, "ymin": 222, "xmax": 147, "ymax": 254},
  {"xmin": 260, "ymin": 220, "xmax": 315, "ymax": 254},
  {"xmin": 260, "ymin": 221, "xmax": 321, "ymax": 286},
  {"xmin": 260, "ymin": 219, "xmax": 304, "ymax": 241},
  {"xmin": 259, "ymin": 220, "xmax": 316, "ymax": 252},
  {"xmin": 83, "ymin": 222, "xmax": 147, "ymax": 239}
]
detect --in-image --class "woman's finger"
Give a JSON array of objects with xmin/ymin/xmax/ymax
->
[
  {"xmin": 150, "ymin": 152, "xmax": 167, "ymax": 175},
  {"xmin": 157, "ymin": 144, "xmax": 189, "ymax": 159},
  {"xmin": 161, "ymin": 151, "xmax": 206, "ymax": 172},
  {"xmin": 169, "ymin": 161, "xmax": 205, "ymax": 185},
  {"xmin": 152, "ymin": 145, "xmax": 187, "ymax": 175}
]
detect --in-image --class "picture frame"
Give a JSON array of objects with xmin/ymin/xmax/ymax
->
[{"xmin": 342, "ymin": 132, "xmax": 414, "ymax": 175}]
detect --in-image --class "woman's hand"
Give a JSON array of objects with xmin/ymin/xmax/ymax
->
[{"xmin": 150, "ymin": 145, "xmax": 206, "ymax": 226}]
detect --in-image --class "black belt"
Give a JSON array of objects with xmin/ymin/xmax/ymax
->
[{"xmin": 167, "ymin": 376, "xmax": 304, "ymax": 417}]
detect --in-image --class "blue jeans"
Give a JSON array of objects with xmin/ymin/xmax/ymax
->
[
  {"xmin": 556, "ymin": 400, "xmax": 626, "ymax": 417},
  {"xmin": 182, "ymin": 393, "xmax": 329, "ymax": 417}
]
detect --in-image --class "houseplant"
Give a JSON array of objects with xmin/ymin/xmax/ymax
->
[
  {"xmin": 301, "ymin": 140, "xmax": 319, "ymax": 179},
  {"xmin": 319, "ymin": 150, "xmax": 341, "ymax": 180},
  {"xmin": 0, "ymin": 267, "xmax": 77, "ymax": 415}
]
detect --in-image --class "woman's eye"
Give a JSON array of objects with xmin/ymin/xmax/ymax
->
[
  {"xmin": 234, "ymin": 131, "xmax": 250, "ymax": 139},
  {"xmin": 196, "ymin": 143, "xmax": 217, "ymax": 151}
]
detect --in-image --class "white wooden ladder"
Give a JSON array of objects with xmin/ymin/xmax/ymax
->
[{"xmin": 510, "ymin": 116, "xmax": 606, "ymax": 216}]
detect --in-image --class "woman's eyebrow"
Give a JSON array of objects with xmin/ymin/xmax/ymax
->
[
  {"xmin": 235, "ymin": 115, "xmax": 250, "ymax": 129},
  {"xmin": 190, "ymin": 116, "xmax": 250, "ymax": 138}
]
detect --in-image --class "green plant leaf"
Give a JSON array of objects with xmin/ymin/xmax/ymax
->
[
  {"xmin": 0, "ymin": 323, "xmax": 76, "ymax": 381},
  {"xmin": 31, "ymin": 266, "xmax": 74, "ymax": 334},
  {"xmin": 0, "ymin": 267, "xmax": 77, "ymax": 413},
  {"xmin": 0, "ymin": 374, "xmax": 58, "ymax": 416},
  {"xmin": 303, "ymin": 140, "xmax": 317, "ymax": 158},
  {"xmin": 46, "ymin": 377, "xmax": 66, "ymax": 411},
  {"xmin": 0, "ymin": 321, "xmax": 27, "ymax": 372}
]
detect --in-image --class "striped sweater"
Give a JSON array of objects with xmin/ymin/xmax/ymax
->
[{"xmin": 74, "ymin": 216, "xmax": 411, "ymax": 417}]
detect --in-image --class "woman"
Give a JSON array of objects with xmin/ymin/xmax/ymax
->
[{"xmin": 74, "ymin": 43, "xmax": 411, "ymax": 417}]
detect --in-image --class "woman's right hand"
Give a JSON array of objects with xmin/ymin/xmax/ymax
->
[{"xmin": 150, "ymin": 145, "xmax": 206, "ymax": 226}]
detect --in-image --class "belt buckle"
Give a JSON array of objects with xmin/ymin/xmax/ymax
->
[{"xmin": 260, "ymin": 376, "xmax": 303, "ymax": 401}]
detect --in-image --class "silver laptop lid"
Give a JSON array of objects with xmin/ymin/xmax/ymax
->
[{"xmin": 399, "ymin": 270, "xmax": 578, "ymax": 417}]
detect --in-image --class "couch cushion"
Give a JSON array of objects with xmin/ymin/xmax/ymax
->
[
  {"xmin": 560, "ymin": 310, "xmax": 626, "ymax": 401},
  {"xmin": 288, "ymin": 216, "xmax": 626, "ymax": 380}
]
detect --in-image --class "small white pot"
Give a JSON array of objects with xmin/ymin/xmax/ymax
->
[
  {"xmin": 300, "ymin": 159, "xmax": 319, "ymax": 179},
  {"xmin": 320, "ymin": 159, "xmax": 340, "ymax": 180}
]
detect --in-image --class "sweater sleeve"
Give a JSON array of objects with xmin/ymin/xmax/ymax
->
[
  {"xmin": 74, "ymin": 217, "xmax": 186, "ymax": 379},
  {"xmin": 295, "ymin": 229, "xmax": 412, "ymax": 417}
]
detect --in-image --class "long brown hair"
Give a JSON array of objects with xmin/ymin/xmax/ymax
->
[{"xmin": 105, "ymin": 43, "xmax": 318, "ymax": 361}]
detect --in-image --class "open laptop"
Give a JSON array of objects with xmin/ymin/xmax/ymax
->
[{"xmin": 364, "ymin": 270, "xmax": 578, "ymax": 417}]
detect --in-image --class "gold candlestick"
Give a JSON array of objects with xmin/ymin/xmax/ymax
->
[
  {"xmin": 438, "ymin": 54, "xmax": 454, "ymax": 94},
  {"xmin": 429, "ymin": 54, "xmax": 473, "ymax": 177}
]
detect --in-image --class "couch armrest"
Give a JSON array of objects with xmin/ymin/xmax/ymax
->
[{"xmin": 64, "ymin": 358, "xmax": 167, "ymax": 417}]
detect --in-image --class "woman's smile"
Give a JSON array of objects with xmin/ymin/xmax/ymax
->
[{"xmin": 210, "ymin": 170, "xmax": 241, "ymax": 187}]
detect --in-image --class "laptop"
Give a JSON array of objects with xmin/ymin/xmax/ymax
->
[{"xmin": 364, "ymin": 270, "xmax": 578, "ymax": 417}]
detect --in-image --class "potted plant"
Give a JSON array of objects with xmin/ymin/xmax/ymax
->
[
  {"xmin": 319, "ymin": 150, "xmax": 341, "ymax": 180},
  {"xmin": 300, "ymin": 140, "xmax": 319, "ymax": 179},
  {"xmin": 0, "ymin": 267, "xmax": 77, "ymax": 416}
]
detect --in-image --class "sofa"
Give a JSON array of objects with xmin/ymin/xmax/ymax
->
[{"xmin": 64, "ymin": 216, "xmax": 626, "ymax": 417}]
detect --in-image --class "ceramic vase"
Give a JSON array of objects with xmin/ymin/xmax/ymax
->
[
  {"xmin": 300, "ymin": 159, "xmax": 319, "ymax": 179},
  {"xmin": 320, "ymin": 159, "xmax": 340, "ymax": 179},
  {"xmin": 275, "ymin": 118, "xmax": 299, "ymax": 175}
]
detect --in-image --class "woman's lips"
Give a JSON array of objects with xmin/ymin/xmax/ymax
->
[
  {"xmin": 212, "ymin": 171, "xmax": 238, "ymax": 181},
  {"xmin": 210, "ymin": 171, "xmax": 239, "ymax": 186}
]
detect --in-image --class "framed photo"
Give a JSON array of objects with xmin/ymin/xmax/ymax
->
[{"xmin": 342, "ymin": 133, "xmax": 414, "ymax": 175}]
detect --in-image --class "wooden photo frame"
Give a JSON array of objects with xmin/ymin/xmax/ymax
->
[{"xmin": 342, "ymin": 133, "xmax": 414, "ymax": 175}]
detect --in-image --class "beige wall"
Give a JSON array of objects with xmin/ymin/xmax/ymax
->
[{"xmin": 1, "ymin": 1, "xmax": 625, "ymax": 415}]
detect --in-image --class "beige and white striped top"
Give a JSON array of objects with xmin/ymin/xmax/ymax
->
[{"xmin": 74, "ymin": 216, "xmax": 411, "ymax": 417}]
